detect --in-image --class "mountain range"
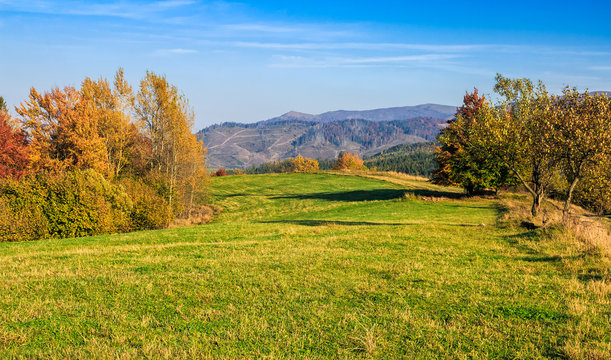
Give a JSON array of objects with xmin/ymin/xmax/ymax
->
[{"xmin": 198, "ymin": 104, "xmax": 457, "ymax": 169}]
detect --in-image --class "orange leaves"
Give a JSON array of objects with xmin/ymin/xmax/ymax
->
[
  {"xmin": 333, "ymin": 152, "xmax": 366, "ymax": 171},
  {"xmin": 16, "ymin": 86, "xmax": 107, "ymax": 174},
  {"xmin": 0, "ymin": 112, "xmax": 30, "ymax": 179}
]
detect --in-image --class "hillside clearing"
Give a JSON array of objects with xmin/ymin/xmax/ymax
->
[{"xmin": 0, "ymin": 173, "xmax": 609, "ymax": 358}]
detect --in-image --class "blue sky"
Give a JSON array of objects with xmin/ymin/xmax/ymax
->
[{"xmin": 1, "ymin": 0, "xmax": 611, "ymax": 128}]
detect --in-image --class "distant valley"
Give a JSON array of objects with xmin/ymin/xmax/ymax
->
[{"xmin": 198, "ymin": 104, "xmax": 456, "ymax": 169}]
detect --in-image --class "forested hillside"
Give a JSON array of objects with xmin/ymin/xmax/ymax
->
[
  {"xmin": 199, "ymin": 115, "xmax": 449, "ymax": 168},
  {"xmin": 365, "ymin": 142, "xmax": 437, "ymax": 177}
]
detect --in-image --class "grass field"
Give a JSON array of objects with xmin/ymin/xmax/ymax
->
[{"xmin": 0, "ymin": 172, "xmax": 609, "ymax": 359}]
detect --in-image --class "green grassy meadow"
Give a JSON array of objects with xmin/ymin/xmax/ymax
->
[{"xmin": 0, "ymin": 173, "xmax": 609, "ymax": 359}]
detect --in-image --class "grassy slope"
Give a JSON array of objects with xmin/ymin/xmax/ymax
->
[{"xmin": 0, "ymin": 173, "xmax": 608, "ymax": 359}]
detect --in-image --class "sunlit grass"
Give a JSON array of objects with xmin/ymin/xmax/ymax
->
[{"xmin": 0, "ymin": 172, "xmax": 608, "ymax": 358}]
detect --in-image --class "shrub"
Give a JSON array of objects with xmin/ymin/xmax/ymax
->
[
  {"xmin": 117, "ymin": 177, "xmax": 171, "ymax": 230},
  {"xmin": 214, "ymin": 168, "xmax": 227, "ymax": 177},
  {"xmin": 333, "ymin": 152, "xmax": 367, "ymax": 171},
  {"xmin": 289, "ymin": 155, "xmax": 319, "ymax": 172},
  {"xmin": 0, "ymin": 170, "xmax": 133, "ymax": 241}
]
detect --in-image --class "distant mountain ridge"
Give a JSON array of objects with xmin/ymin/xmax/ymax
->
[
  {"xmin": 263, "ymin": 104, "xmax": 456, "ymax": 124},
  {"xmin": 198, "ymin": 104, "xmax": 456, "ymax": 169}
]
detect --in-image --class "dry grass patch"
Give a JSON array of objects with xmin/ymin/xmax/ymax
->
[{"xmin": 170, "ymin": 204, "xmax": 222, "ymax": 228}]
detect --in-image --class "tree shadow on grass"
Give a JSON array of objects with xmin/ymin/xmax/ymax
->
[
  {"xmin": 404, "ymin": 189, "xmax": 466, "ymax": 199},
  {"xmin": 215, "ymin": 193, "xmax": 249, "ymax": 199},
  {"xmin": 271, "ymin": 189, "xmax": 407, "ymax": 202},
  {"xmin": 259, "ymin": 219, "xmax": 486, "ymax": 227},
  {"xmin": 260, "ymin": 219, "xmax": 406, "ymax": 226}
]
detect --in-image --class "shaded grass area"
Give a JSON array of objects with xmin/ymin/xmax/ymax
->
[{"xmin": 0, "ymin": 172, "xmax": 609, "ymax": 358}]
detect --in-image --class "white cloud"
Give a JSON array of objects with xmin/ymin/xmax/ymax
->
[
  {"xmin": 342, "ymin": 54, "xmax": 462, "ymax": 64},
  {"xmin": 233, "ymin": 41, "xmax": 483, "ymax": 52},
  {"xmin": 0, "ymin": 0, "xmax": 196, "ymax": 19},
  {"xmin": 153, "ymin": 48, "xmax": 198, "ymax": 56}
]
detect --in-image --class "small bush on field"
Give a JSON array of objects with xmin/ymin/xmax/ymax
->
[
  {"xmin": 333, "ymin": 152, "xmax": 368, "ymax": 171},
  {"xmin": 214, "ymin": 168, "xmax": 227, "ymax": 177},
  {"xmin": 289, "ymin": 155, "xmax": 319, "ymax": 172}
]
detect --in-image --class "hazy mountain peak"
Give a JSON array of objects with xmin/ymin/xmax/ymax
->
[
  {"xmin": 199, "ymin": 103, "xmax": 456, "ymax": 169},
  {"xmin": 262, "ymin": 103, "xmax": 456, "ymax": 124}
]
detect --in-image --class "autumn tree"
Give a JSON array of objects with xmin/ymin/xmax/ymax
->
[
  {"xmin": 135, "ymin": 71, "xmax": 206, "ymax": 223},
  {"xmin": 0, "ymin": 111, "xmax": 30, "ymax": 179},
  {"xmin": 573, "ymin": 155, "xmax": 611, "ymax": 215},
  {"xmin": 433, "ymin": 89, "xmax": 514, "ymax": 194},
  {"xmin": 81, "ymin": 68, "xmax": 135, "ymax": 178},
  {"xmin": 289, "ymin": 155, "xmax": 319, "ymax": 172},
  {"xmin": 214, "ymin": 167, "xmax": 227, "ymax": 177},
  {"xmin": 473, "ymin": 75, "xmax": 555, "ymax": 216},
  {"xmin": 547, "ymin": 89, "xmax": 611, "ymax": 216},
  {"xmin": 333, "ymin": 152, "xmax": 366, "ymax": 171},
  {"xmin": 16, "ymin": 87, "xmax": 107, "ymax": 174}
]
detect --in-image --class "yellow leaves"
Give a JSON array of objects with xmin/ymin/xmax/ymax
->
[
  {"xmin": 289, "ymin": 155, "xmax": 319, "ymax": 172},
  {"xmin": 15, "ymin": 86, "xmax": 107, "ymax": 174},
  {"xmin": 333, "ymin": 152, "xmax": 366, "ymax": 171}
]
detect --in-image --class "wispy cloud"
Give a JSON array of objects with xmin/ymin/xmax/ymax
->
[
  {"xmin": 342, "ymin": 54, "xmax": 462, "ymax": 64},
  {"xmin": 270, "ymin": 53, "xmax": 463, "ymax": 69},
  {"xmin": 222, "ymin": 23, "xmax": 299, "ymax": 33},
  {"xmin": 0, "ymin": 0, "xmax": 196, "ymax": 19},
  {"xmin": 589, "ymin": 66, "xmax": 611, "ymax": 71},
  {"xmin": 233, "ymin": 41, "xmax": 483, "ymax": 52},
  {"xmin": 153, "ymin": 48, "xmax": 198, "ymax": 56}
]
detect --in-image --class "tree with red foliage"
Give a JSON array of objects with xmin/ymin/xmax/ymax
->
[{"xmin": 0, "ymin": 111, "xmax": 30, "ymax": 179}]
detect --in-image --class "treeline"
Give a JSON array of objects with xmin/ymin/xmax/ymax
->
[
  {"xmin": 243, "ymin": 145, "xmax": 435, "ymax": 177},
  {"xmin": 241, "ymin": 155, "xmax": 319, "ymax": 174},
  {"xmin": 364, "ymin": 142, "xmax": 437, "ymax": 177},
  {"xmin": 434, "ymin": 74, "xmax": 611, "ymax": 216},
  {"xmin": 0, "ymin": 69, "xmax": 207, "ymax": 241},
  {"xmin": 243, "ymin": 152, "xmax": 366, "ymax": 174}
]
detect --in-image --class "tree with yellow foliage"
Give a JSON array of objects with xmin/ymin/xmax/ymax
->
[
  {"xmin": 135, "ymin": 71, "xmax": 206, "ymax": 223},
  {"xmin": 16, "ymin": 87, "xmax": 107, "ymax": 174},
  {"xmin": 546, "ymin": 89, "xmax": 611, "ymax": 216},
  {"xmin": 289, "ymin": 155, "xmax": 319, "ymax": 172},
  {"xmin": 333, "ymin": 152, "xmax": 367, "ymax": 171},
  {"xmin": 80, "ymin": 68, "xmax": 135, "ymax": 178}
]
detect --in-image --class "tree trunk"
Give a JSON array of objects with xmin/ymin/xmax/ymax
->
[
  {"xmin": 531, "ymin": 191, "xmax": 543, "ymax": 217},
  {"xmin": 563, "ymin": 177, "xmax": 580, "ymax": 217},
  {"xmin": 506, "ymin": 163, "xmax": 545, "ymax": 218}
]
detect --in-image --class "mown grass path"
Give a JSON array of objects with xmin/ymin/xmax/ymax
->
[{"xmin": 0, "ymin": 173, "xmax": 608, "ymax": 358}]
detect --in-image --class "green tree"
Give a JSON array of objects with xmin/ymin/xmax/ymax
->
[
  {"xmin": 475, "ymin": 75, "xmax": 555, "ymax": 217},
  {"xmin": 547, "ymin": 89, "xmax": 611, "ymax": 216},
  {"xmin": 434, "ymin": 89, "xmax": 514, "ymax": 195}
]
